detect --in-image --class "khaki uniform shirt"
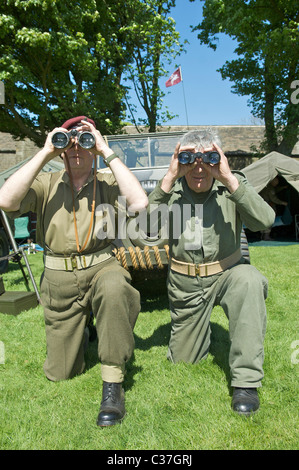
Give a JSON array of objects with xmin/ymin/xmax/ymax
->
[
  {"xmin": 7, "ymin": 168, "xmax": 121, "ymax": 256},
  {"xmin": 148, "ymin": 172, "xmax": 275, "ymax": 265}
]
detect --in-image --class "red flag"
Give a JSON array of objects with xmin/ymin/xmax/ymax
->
[{"xmin": 165, "ymin": 67, "xmax": 182, "ymax": 87}]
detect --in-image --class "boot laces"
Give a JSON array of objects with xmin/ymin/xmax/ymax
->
[{"xmin": 104, "ymin": 383, "xmax": 118, "ymax": 403}]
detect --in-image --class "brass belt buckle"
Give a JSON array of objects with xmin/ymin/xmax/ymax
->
[
  {"xmin": 195, "ymin": 264, "xmax": 208, "ymax": 277},
  {"xmin": 195, "ymin": 264, "xmax": 201, "ymax": 276},
  {"xmin": 70, "ymin": 254, "xmax": 78, "ymax": 270}
]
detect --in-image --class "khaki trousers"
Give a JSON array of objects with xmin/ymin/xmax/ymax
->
[
  {"xmin": 40, "ymin": 256, "xmax": 140, "ymax": 382},
  {"xmin": 167, "ymin": 262, "xmax": 268, "ymax": 388}
]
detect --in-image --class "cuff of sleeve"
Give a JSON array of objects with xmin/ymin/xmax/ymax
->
[
  {"xmin": 103, "ymin": 153, "xmax": 119, "ymax": 167},
  {"xmin": 227, "ymin": 179, "xmax": 247, "ymax": 202}
]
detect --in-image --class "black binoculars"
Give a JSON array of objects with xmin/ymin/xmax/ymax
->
[
  {"xmin": 51, "ymin": 128, "xmax": 96, "ymax": 149},
  {"xmin": 178, "ymin": 150, "xmax": 220, "ymax": 165}
]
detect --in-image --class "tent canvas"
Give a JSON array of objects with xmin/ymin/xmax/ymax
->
[
  {"xmin": 0, "ymin": 157, "xmax": 64, "ymax": 188},
  {"xmin": 242, "ymin": 151, "xmax": 299, "ymax": 194},
  {"xmin": 242, "ymin": 151, "xmax": 299, "ymax": 239}
]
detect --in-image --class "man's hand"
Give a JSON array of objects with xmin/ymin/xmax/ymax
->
[
  {"xmin": 161, "ymin": 142, "xmax": 197, "ymax": 193},
  {"xmin": 201, "ymin": 143, "xmax": 239, "ymax": 193},
  {"xmin": 77, "ymin": 120, "xmax": 113, "ymax": 159},
  {"xmin": 44, "ymin": 128, "xmax": 73, "ymax": 162}
]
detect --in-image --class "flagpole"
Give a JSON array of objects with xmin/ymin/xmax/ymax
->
[{"xmin": 179, "ymin": 66, "xmax": 189, "ymax": 130}]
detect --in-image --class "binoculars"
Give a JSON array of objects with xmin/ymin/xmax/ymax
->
[
  {"xmin": 178, "ymin": 150, "xmax": 220, "ymax": 165},
  {"xmin": 51, "ymin": 128, "xmax": 95, "ymax": 149}
]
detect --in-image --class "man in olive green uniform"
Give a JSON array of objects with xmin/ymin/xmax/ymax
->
[
  {"xmin": 0, "ymin": 116, "xmax": 148, "ymax": 426},
  {"xmin": 148, "ymin": 129, "xmax": 275, "ymax": 415}
]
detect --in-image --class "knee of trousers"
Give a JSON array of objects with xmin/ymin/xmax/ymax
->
[
  {"xmin": 95, "ymin": 268, "xmax": 129, "ymax": 296},
  {"xmin": 222, "ymin": 264, "xmax": 269, "ymax": 299},
  {"xmin": 218, "ymin": 264, "xmax": 268, "ymax": 339},
  {"xmin": 93, "ymin": 268, "xmax": 139, "ymax": 305},
  {"xmin": 92, "ymin": 268, "xmax": 141, "ymax": 333}
]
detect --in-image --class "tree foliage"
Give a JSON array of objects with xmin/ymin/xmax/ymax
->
[
  {"xmin": 192, "ymin": 0, "xmax": 299, "ymax": 155},
  {"xmin": 122, "ymin": 0, "xmax": 184, "ymax": 132},
  {"xmin": 0, "ymin": 0, "xmax": 183, "ymax": 145}
]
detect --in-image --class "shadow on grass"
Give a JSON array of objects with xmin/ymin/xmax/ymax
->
[
  {"xmin": 84, "ymin": 342, "xmax": 143, "ymax": 392},
  {"xmin": 132, "ymin": 321, "xmax": 231, "ymax": 392},
  {"xmin": 210, "ymin": 322, "xmax": 231, "ymax": 392},
  {"xmin": 134, "ymin": 322, "xmax": 171, "ymax": 350}
]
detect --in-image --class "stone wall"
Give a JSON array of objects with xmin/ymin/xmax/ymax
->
[
  {"xmin": 124, "ymin": 124, "xmax": 266, "ymax": 154},
  {"xmin": 0, "ymin": 124, "xmax": 296, "ymax": 173},
  {"xmin": 0, "ymin": 133, "xmax": 40, "ymax": 172}
]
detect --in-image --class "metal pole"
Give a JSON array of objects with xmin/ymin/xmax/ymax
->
[
  {"xmin": 179, "ymin": 66, "xmax": 189, "ymax": 130},
  {"xmin": 19, "ymin": 246, "xmax": 41, "ymax": 303}
]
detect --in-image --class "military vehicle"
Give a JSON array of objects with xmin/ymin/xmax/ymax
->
[{"xmin": 103, "ymin": 131, "xmax": 182, "ymax": 282}]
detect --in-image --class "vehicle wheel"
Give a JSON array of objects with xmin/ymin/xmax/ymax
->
[{"xmin": 125, "ymin": 218, "xmax": 169, "ymax": 249}]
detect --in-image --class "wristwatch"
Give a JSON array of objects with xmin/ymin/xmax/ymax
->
[{"xmin": 103, "ymin": 153, "xmax": 119, "ymax": 167}]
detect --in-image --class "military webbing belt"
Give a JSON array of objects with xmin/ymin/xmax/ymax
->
[{"xmin": 170, "ymin": 248, "xmax": 242, "ymax": 277}]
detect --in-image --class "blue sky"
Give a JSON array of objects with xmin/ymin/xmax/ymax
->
[{"xmin": 130, "ymin": 0, "xmax": 259, "ymax": 127}]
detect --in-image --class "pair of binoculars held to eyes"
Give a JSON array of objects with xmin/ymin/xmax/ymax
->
[
  {"xmin": 178, "ymin": 150, "xmax": 220, "ymax": 165},
  {"xmin": 51, "ymin": 129, "xmax": 96, "ymax": 150}
]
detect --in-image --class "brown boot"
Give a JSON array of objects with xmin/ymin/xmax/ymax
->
[{"xmin": 96, "ymin": 382, "xmax": 125, "ymax": 427}]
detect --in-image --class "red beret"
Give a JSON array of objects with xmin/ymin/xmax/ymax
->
[{"xmin": 61, "ymin": 116, "xmax": 96, "ymax": 129}]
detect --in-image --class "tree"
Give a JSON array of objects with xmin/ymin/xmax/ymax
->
[
  {"xmin": 191, "ymin": 0, "xmax": 299, "ymax": 155},
  {"xmin": 122, "ymin": 0, "xmax": 184, "ymax": 132},
  {"xmin": 0, "ymin": 0, "xmax": 129, "ymax": 145},
  {"xmin": 0, "ymin": 0, "xmax": 183, "ymax": 145}
]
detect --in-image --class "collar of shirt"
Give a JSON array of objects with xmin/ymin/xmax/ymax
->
[{"xmin": 62, "ymin": 169, "xmax": 95, "ymax": 191}]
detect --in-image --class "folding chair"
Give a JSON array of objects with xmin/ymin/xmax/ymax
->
[{"xmin": 14, "ymin": 216, "xmax": 31, "ymax": 245}]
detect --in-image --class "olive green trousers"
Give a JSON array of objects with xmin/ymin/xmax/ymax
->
[
  {"xmin": 167, "ymin": 262, "xmax": 268, "ymax": 388},
  {"xmin": 40, "ymin": 256, "xmax": 140, "ymax": 382}
]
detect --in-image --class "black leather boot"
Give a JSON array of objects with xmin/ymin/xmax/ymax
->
[
  {"xmin": 232, "ymin": 387, "xmax": 260, "ymax": 416},
  {"xmin": 97, "ymin": 382, "xmax": 126, "ymax": 427}
]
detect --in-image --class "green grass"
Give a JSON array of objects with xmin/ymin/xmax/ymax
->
[{"xmin": 0, "ymin": 246, "xmax": 298, "ymax": 450}]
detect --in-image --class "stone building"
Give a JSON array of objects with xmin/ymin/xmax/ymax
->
[{"xmin": 0, "ymin": 132, "xmax": 40, "ymax": 172}]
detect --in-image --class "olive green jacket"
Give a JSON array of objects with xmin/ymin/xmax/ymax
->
[{"xmin": 148, "ymin": 172, "xmax": 275, "ymax": 265}]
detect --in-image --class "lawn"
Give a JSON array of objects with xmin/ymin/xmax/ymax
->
[{"xmin": 0, "ymin": 245, "xmax": 298, "ymax": 450}]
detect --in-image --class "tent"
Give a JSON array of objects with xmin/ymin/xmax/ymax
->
[
  {"xmin": 0, "ymin": 157, "xmax": 64, "ymax": 188},
  {"xmin": 242, "ymin": 151, "xmax": 299, "ymax": 194},
  {"xmin": 242, "ymin": 151, "xmax": 299, "ymax": 239}
]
